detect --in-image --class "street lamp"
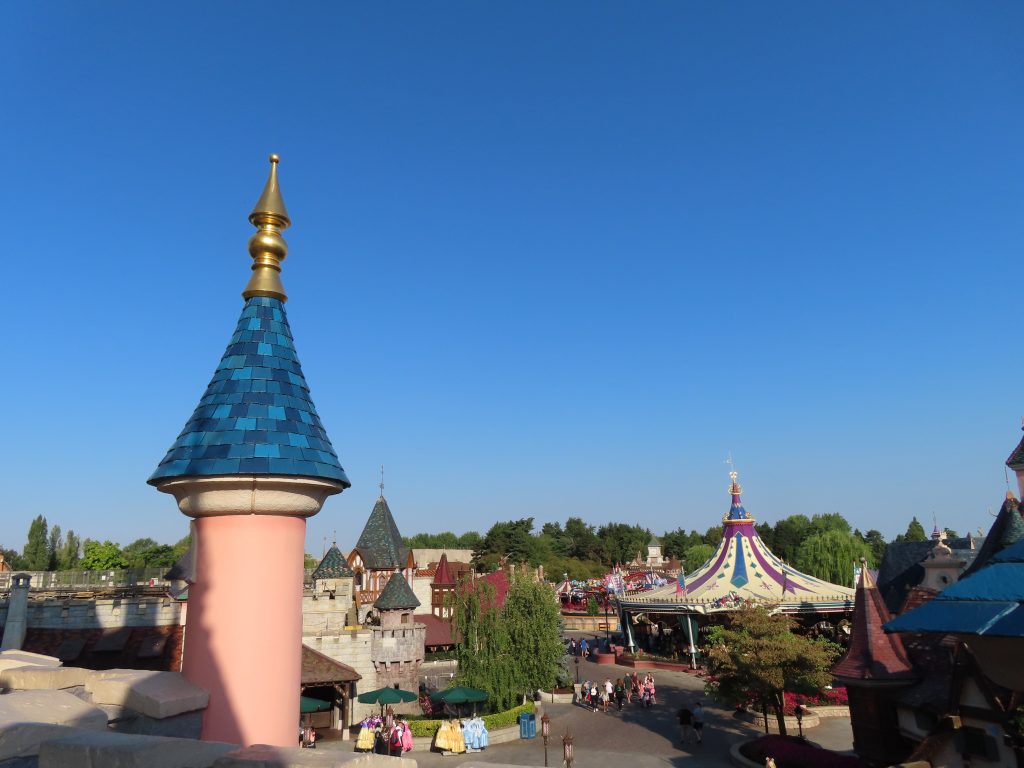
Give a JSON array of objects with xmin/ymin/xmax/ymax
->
[
  {"xmin": 574, "ymin": 656, "xmax": 579, "ymax": 683},
  {"xmin": 795, "ymin": 699, "xmax": 805, "ymax": 739},
  {"xmin": 562, "ymin": 730, "xmax": 574, "ymax": 768},
  {"xmin": 541, "ymin": 713, "xmax": 550, "ymax": 767}
]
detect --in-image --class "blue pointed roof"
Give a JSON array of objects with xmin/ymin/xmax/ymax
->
[
  {"xmin": 149, "ymin": 296, "xmax": 349, "ymax": 485},
  {"xmin": 885, "ymin": 494, "xmax": 1024, "ymax": 639}
]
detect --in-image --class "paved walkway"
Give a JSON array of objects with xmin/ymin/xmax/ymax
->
[{"xmin": 321, "ymin": 641, "xmax": 853, "ymax": 768}]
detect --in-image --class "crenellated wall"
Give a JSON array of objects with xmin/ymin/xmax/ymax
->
[{"xmin": 0, "ymin": 594, "xmax": 182, "ymax": 631}]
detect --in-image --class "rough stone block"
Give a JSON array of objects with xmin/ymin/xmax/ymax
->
[
  {"xmin": 100, "ymin": 706, "xmax": 204, "ymax": 739},
  {"xmin": 0, "ymin": 666, "xmax": 90, "ymax": 692},
  {"xmin": 0, "ymin": 653, "xmax": 61, "ymax": 674},
  {"xmin": 38, "ymin": 732, "xmax": 235, "ymax": 768},
  {"xmin": 213, "ymin": 745, "xmax": 416, "ymax": 768},
  {"xmin": 85, "ymin": 670, "xmax": 208, "ymax": 719},
  {"xmin": 0, "ymin": 690, "xmax": 106, "ymax": 760}
]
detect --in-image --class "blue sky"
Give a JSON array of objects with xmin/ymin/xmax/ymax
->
[{"xmin": 3, "ymin": 3, "xmax": 1022, "ymax": 555}]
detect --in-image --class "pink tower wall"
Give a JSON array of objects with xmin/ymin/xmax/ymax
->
[{"xmin": 184, "ymin": 514, "xmax": 306, "ymax": 746}]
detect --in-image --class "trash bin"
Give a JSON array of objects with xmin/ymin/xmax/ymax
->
[{"xmin": 518, "ymin": 712, "xmax": 536, "ymax": 739}]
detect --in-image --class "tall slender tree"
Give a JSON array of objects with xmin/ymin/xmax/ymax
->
[{"xmin": 22, "ymin": 516, "xmax": 50, "ymax": 571}]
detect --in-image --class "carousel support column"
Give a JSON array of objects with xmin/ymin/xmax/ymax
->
[
  {"xmin": 686, "ymin": 615, "xmax": 697, "ymax": 669},
  {"xmin": 155, "ymin": 475, "xmax": 342, "ymax": 746}
]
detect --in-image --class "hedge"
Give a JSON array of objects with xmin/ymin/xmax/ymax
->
[{"xmin": 404, "ymin": 701, "xmax": 536, "ymax": 739}]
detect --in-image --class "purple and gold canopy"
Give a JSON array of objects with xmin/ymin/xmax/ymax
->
[{"xmin": 617, "ymin": 472, "xmax": 855, "ymax": 615}]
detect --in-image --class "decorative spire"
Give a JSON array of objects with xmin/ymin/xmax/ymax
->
[
  {"xmin": 379, "ymin": 464, "xmax": 385, "ymax": 498},
  {"xmin": 243, "ymin": 154, "xmax": 291, "ymax": 302},
  {"xmin": 724, "ymin": 458, "xmax": 751, "ymax": 521}
]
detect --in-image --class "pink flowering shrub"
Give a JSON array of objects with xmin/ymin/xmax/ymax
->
[
  {"xmin": 782, "ymin": 687, "xmax": 848, "ymax": 714},
  {"xmin": 741, "ymin": 735, "xmax": 858, "ymax": 768}
]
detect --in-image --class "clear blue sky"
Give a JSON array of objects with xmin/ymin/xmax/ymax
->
[{"xmin": 3, "ymin": 3, "xmax": 1022, "ymax": 555}]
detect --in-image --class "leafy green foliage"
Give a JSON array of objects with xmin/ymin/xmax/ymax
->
[
  {"xmin": 704, "ymin": 605, "xmax": 841, "ymax": 735},
  {"xmin": 596, "ymin": 522, "xmax": 650, "ymax": 565},
  {"xmin": 683, "ymin": 543, "xmax": 716, "ymax": 570},
  {"xmin": 474, "ymin": 518, "xmax": 539, "ymax": 565},
  {"xmin": 22, "ymin": 515, "xmax": 50, "ymax": 571},
  {"xmin": 586, "ymin": 596, "xmax": 599, "ymax": 616},
  {"xmin": 793, "ymin": 530, "xmax": 872, "ymax": 587},
  {"xmin": 80, "ymin": 540, "xmax": 128, "ymax": 570},
  {"xmin": 404, "ymin": 531, "xmax": 482, "ymax": 549},
  {"xmin": 122, "ymin": 538, "xmax": 177, "ymax": 569},
  {"xmin": 661, "ymin": 528, "xmax": 704, "ymax": 560},
  {"xmin": 452, "ymin": 573, "xmax": 563, "ymax": 711},
  {"xmin": 896, "ymin": 516, "xmax": 928, "ymax": 543},
  {"xmin": 56, "ymin": 530, "xmax": 81, "ymax": 570}
]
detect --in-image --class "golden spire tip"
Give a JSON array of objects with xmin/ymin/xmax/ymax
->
[{"xmin": 242, "ymin": 154, "xmax": 290, "ymax": 302}]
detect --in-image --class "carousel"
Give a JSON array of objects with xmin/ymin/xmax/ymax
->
[{"xmin": 615, "ymin": 471, "xmax": 855, "ymax": 663}]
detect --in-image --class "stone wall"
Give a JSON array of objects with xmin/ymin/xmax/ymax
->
[{"xmin": 0, "ymin": 594, "xmax": 183, "ymax": 631}]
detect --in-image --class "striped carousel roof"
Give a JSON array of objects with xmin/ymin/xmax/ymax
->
[{"xmin": 617, "ymin": 472, "xmax": 855, "ymax": 615}]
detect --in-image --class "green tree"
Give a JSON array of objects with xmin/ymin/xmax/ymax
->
[
  {"xmin": 792, "ymin": 530, "xmax": 871, "ymax": 587},
  {"xmin": 661, "ymin": 528, "xmax": 703, "ymax": 560},
  {"xmin": 55, "ymin": 530, "xmax": 81, "ymax": 570},
  {"xmin": 452, "ymin": 573, "xmax": 564, "ymax": 711},
  {"xmin": 683, "ymin": 543, "xmax": 716, "ymax": 570},
  {"xmin": 705, "ymin": 605, "xmax": 841, "ymax": 735},
  {"xmin": 502, "ymin": 574, "xmax": 564, "ymax": 699},
  {"xmin": 452, "ymin": 579, "xmax": 512, "ymax": 708},
  {"xmin": 903, "ymin": 516, "xmax": 927, "ymax": 542},
  {"xmin": 22, "ymin": 516, "xmax": 50, "ymax": 571},
  {"xmin": 80, "ymin": 540, "xmax": 127, "ymax": 571},
  {"xmin": 586, "ymin": 596, "xmax": 599, "ymax": 616},
  {"xmin": 596, "ymin": 523, "xmax": 650, "ymax": 566},
  {"xmin": 171, "ymin": 533, "xmax": 192, "ymax": 562},
  {"xmin": 769, "ymin": 515, "xmax": 811, "ymax": 563},
  {"xmin": 702, "ymin": 525, "xmax": 723, "ymax": 547},
  {"xmin": 122, "ymin": 538, "xmax": 177, "ymax": 569},
  {"xmin": 474, "ymin": 518, "xmax": 539, "ymax": 566},
  {"xmin": 47, "ymin": 525, "xmax": 62, "ymax": 570},
  {"xmin": 857, "ymin": 529, "xmax": 887, "ymax": 565},
  {"xmin": 807, "ymin": 512, "xmax": 851, "ymax": 537},
  {"xmin": 563, "ymin": 517, "xmax": 600, "ymax": 561}
]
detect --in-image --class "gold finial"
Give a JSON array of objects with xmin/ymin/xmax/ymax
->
[{"xmin": 243, "ymin": 154, "xmax": 291, "ymax": 302}]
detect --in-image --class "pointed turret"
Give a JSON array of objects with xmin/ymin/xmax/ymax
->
[
  {"xmin": 432, "ymin": 553, "xmax": 456, "ymax": 586},
  {"xmin": 833, "ymin": 559, "xmax": 915, "ymax": 683},
  {"xmin": 312, "ymin": 544, "xmax": 355, "ymax": 581},
  {"xmin": 351, "ymin": 495, "xmax": 410, "ymax": 570},
  {"xmin": 374, "ymin": 573, "xmax": 421, "ymax": 611}
]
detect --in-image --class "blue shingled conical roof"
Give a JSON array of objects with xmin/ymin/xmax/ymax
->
[{"xmin": 149, "ymin": 296, "xmax": 349, "ymax": 485}]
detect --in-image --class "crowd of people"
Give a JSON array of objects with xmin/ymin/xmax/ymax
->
[
  {"xmin": 354, "ymin": 712, "xmax": 415, "ymax": 756},
  {"xmin": 578, "ymin": 672, "xmax": 659, "ymax": 712}
]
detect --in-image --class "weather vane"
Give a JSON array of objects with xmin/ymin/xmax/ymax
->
[{"xmin": 379, "ymin": 464, "xmax": 385, "ymax": 497}]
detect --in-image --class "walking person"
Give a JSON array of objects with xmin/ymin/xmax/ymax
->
[
  {"xmin": 603, "ymin": 678, "xmax": 613, "ymax": 713},
  {"xmin": 571, "ymin": 637, "xmax": 578, "ymax": 657},
  {"xmin": 678, "ymin": 704, "xmax": 696, "ymax": 746},
  {"xmin": 614, "ymin": 678, "xmax": 625, "ymax": 711},
  {"xmin": 692, "ymin": 701, "xmax": 705, "ymax": 744},
  {"xmin": 580, "ymin": 638, "xmax": 589, "ymax": 659}
]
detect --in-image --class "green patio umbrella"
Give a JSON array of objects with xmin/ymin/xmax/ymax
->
[
  {"xmin": 429, "ymin": 686, "xmax": 489, "ymax": 705},
  {"xmin": 430, "ymin": 686, "xmax": 489, "ymax": 716},
  {"xmin": 300, "ymin": 695, "xmax": 332, "ymax": 714},
  {"xmin": 357, "ymin": 686, "xmax": 418, "ymax": 715}
]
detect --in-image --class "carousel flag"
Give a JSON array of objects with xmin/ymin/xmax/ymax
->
[{"xmin": 676, "ymin": 571, "xmax": 687, "ymax": 596}]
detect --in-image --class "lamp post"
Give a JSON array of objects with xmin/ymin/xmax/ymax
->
[
  {"xmin": 574, "ymin": 656, "xmax": 579, "ymax": 683},
  {"xmin": 562, "ymin": 730, "xmax": 574, "ymax": 768},
  {"xmin": 541, "ymin": 713, "xmax": 550, "ymax": 767},
  {"xmin": 603, "ymin": 598, "xmax": 610, "ymax": 647},
  {"xmin": 795, "ymin": 699, "xmax": 805, "ymax": 739}
]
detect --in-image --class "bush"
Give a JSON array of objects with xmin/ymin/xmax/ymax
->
[
  {"xmin": 402, "ymin": 701, "xmax": 536, "ymax": 739},
  {"xmin": 741, "ymin": 735, "xmax": 858, "ymax": 768}
]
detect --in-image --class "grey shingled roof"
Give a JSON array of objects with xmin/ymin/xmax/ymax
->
[
  {"xmin": 352, "ymin": 496, "xmax": 410, "ymax": 570},
  {"xmin": 374, "ymin": 574, "xmax": 420, "ymax": 611},
  {"xmin": 1007, "ymin": 430, "xmax": 1024, "ymax": 470},
  {"xmin": 312, "ymin": 544, "xmax": 354, "ymax": 580}
]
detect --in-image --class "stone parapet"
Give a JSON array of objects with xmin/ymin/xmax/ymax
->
[
  {"xmin": 0, "ymin": 690, "xmax": 108, "ymax": 761},
  {"xmin": 86, "ymin": 669, "xmax": 209, "ymax": 719},
  {"xmin": 37, "ymin": 731, "xmax": 235, "ymax": 768},
  {"xmin": 213, "ymin": 744, "xmax": 417, "ymax": 767}
]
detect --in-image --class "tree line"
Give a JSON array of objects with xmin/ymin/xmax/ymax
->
[
  {"xmin": 405, "ymin": 514, "xmax": 940, "ymax": 588},
  {"xmin": 1, "ymin": 515, "xmax": 191, "ymax": 572}
]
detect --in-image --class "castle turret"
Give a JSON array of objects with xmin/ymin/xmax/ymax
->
[
  {"xmin": 1008, "ymin": 421, "xmax": 1024, "ymax": 498},
  {"xmin": 430, "ymin": 553, "xmax": 456, "ymax": 618},
  {"xmin": 148, "ymin": 156, "xmax": 349, "ymax": 746}
]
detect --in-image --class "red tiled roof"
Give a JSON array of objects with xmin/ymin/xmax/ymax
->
[
  {"xmin": 416, "ymin": 613, "xmax": 456, "ymax": 648},
  {"xmin": 479, "ymin": 570, "xmax": 509, "ymax": 608},
  {"xmin": 899, "ymin": 586, "xmax": 938, "ymax": 615},
  {"xmin": 833, "ymin": 566, "xmax": 916, "ymax": 682},
  {"xmin": 432, "ymin": 553, "xmax": 456, "ymax": 586},
  {"xmin": 21, "ymin": 626, "xmax": 185, "ymax": 672}
]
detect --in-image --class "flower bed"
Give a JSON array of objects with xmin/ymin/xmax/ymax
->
[
  {"xmin": 782, "ymin": 688, "xmax": 847, "ymax": 714},
  {"xmin": 740, "ymin": 735, "xmax": 858, "ymax": 768}
]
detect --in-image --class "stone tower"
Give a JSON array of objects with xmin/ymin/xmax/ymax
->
[
  {"xmin": 370, "ymin": 573, "xmax": 425, "ymax": 711},
  {"xmin": 148, "ymin": 156, "xmax": 350, "ymax": 746}
]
